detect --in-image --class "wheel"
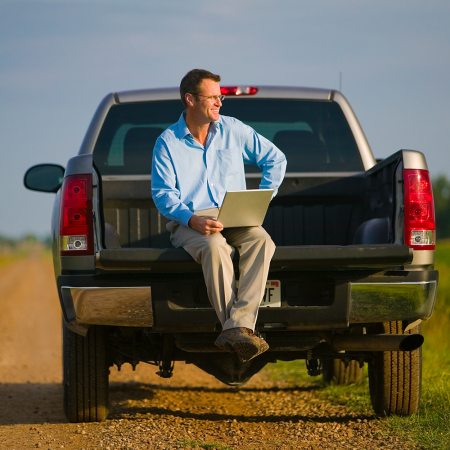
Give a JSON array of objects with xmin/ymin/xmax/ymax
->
[
  {"xmin": 63, "ymin": 323, "xmax": 110, "ymax": 422},
  {"xmin": 368, "ymin": 321, "xmax": 422, "ymax": 416},
  {"xmin": 322, "ymin": 359, "xmax": 363, "ymax": 385}
]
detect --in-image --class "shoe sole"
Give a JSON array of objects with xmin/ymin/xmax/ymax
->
[
  {"xmin": 214, "ymin": 337, "xmax": 235, "ymax": 353},
  {"xmin": 235, "ymin": 341, "xmax": 269, "ymax": 363},
  {"xmin": 215, "ymin": 336, "xmax": 269, "ymax": 363}
]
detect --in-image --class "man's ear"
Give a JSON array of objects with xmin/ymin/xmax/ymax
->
[{"xmin": 185, "ymin": 93, "xmax": 194, "ymax": 107}]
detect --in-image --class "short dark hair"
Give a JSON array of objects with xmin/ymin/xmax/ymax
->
[{"xmin": 180, "ymin": 69, "xmax": 221, "ymax": 107}]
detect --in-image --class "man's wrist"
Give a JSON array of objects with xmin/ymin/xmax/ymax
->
[
  {"xmin": 188, "ymin": 215, "xmax": 196, "ymax": 228},
  {"xmin": 180, "ymin": 210, "xmax": 195, "ymax": 228}
]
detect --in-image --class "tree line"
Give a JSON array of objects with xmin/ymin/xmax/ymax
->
[{"xmin": 0, "ymin": 234, "xmax": 51, "ymax": 255}]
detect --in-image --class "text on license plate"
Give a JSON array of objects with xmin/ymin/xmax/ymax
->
[{"xmin": 260, "ymin": 280, "xmax": 281, "ymax": 307}]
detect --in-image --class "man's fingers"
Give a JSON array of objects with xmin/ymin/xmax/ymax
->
[
  {"xmin": 189, "ymin": 216, "xmax": 223, "ymax": 235},
  {"xmin": 204, "ymin": 222, "xmax": 222, "ymax": 234},
  {"xmin": 206, "ymin": 219, "xmax": 223, "ymax": 230}
]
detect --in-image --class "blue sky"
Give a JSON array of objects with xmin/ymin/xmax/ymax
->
[{"xmin": 1, "ymin": 0, "xmax": 449, "ymax": 237}]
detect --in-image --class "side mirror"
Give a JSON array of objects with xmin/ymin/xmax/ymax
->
[{"xmin": 24, "ymin": 164, "xmax": 65, "ymax": 193}]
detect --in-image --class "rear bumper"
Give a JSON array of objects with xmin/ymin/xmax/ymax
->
[
  {"xmin": 61, "ymin": 286, "xmax": 153, "ymax": 327},
  {"xmin": 350, "ymin": 280, "xmax": 437, "ymax": 323},
  {"xmin": 57, "ymin": 269, "xmax": 438, "ymax": 334}
]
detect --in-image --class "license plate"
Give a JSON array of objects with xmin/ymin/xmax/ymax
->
[
  {"xmin": 260, "ymin": 280, "xmax": 281, "ymax": 307},
  {"xmin": 236, "ymin": 280, "xmax": 281, "ymax": 307}
]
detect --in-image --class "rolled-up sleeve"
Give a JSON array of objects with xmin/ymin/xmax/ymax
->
[
  {"xmin": 240, "ymin": 122, "xmax": 287, "ymax": 197},
  {"xmin": 151, "ymin": 138, "xmax": 194, "ymax": 227}
]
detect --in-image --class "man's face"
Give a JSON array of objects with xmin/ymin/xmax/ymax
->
[{"xmin": 191, "ymin": 79, "xmax": 222, "ymax": 122}]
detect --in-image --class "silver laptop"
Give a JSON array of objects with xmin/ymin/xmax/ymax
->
[{"xmin": 195, "ymin": 189, "xmax": 273, "ymax": 228}]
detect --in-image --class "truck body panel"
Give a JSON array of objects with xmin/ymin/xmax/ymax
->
[{"xmin": 53, "ymin": 89, "xmax": 437, "ymax": 337}]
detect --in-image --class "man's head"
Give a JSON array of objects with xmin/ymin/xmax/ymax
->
[{"xmin": 180, "ymin": 69, "xmax": 223, "ymax": 123}]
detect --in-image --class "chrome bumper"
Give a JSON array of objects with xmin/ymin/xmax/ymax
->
[
  {"xmin": 61, "ymin": 280, "xmax": 437, "ymax": 331},
  {"xmin": 349, "ymin": 281, "xmax": 437, "ymax": 323},
  {"xmin": 62, "ymin": 286, "xmax": 153, "ymax": 327}
]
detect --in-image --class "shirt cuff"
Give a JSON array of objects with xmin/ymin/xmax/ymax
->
[{"xmin": 179, "ymin": 209, "xmax": 195, "ymax": 228}]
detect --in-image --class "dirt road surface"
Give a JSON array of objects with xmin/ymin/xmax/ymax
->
[{"xmin": 0, "ymin": 255, "xmax": 413, "ymax": 449}]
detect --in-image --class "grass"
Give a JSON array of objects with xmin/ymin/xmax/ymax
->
[
  {"xmin": 264, "ymin": 240, "xmax": 450, "ymax": 449},
  {"xmin": 39, "ymin": 248, "xmax": 53, "ymax": 261},
  {"xmin": 0, "ymin": 254, "xmax": 19, "ymax": 268},
  {"xmin": 386, "ymin": 240, "xmax": 450, "ymax": 449},
  {"xmin": 178, "ymin": 439, "xmax": 234, "ymax": 450},
  {"xmin": 0, "ymin": 244, "xmax": 51, "ymax": 268}
]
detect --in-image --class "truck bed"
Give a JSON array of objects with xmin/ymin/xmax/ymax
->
[{"xmin": 100, "ymin": 157, "xmax": 397, "ymax": 250}]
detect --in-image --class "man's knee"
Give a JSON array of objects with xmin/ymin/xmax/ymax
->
[
  {"xmin": 264, "ymin": 232, "xmax": 276, "ymax": 255},
  {"xmin": 250, "ymin": 227, "xmax": 275, "ymax": 251},
  {"xmin": 203, "ymin": 232, "xmax": 229, "ymax": 250},
  {"xmin": 186, "ymin": 232, "xmax": 232, "ymax": 260}
]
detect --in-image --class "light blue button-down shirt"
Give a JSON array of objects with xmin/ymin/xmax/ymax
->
[{"xmin": 151, "ymin": 112, "xmax": 287, "ymax": 227}]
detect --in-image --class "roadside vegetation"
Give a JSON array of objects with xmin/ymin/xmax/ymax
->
[
  {"xmin": 386, "ymin": 240, "xmax": 450, "ymax": 449},
  {"xmin": 0, "ymin": 234, "xmax": 50, "ymax": 266},
  {"xmin": 264, "ymin": 240, "xmax": 450, "ymax": 449}
]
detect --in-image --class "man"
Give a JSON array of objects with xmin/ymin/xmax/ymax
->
[{"xmin": 151, "ymin": 69, "xmax": 286, "ymax": 363}]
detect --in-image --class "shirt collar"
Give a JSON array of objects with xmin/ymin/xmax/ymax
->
[{"xmin": 176, "ymin": 111, "xmax": 222, "ymax": 140}]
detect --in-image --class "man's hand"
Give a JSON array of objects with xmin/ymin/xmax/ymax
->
[{"xmin": 189, "ymin": 215, "xmax": 223, "ymax": 235}]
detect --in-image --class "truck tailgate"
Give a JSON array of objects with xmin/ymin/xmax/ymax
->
[{"xmin": 98, "ymin": 244, "xmax": 413, "ymax": 272}]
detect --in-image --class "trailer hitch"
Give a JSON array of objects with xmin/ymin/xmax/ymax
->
[
  {"xmin": 157, "ymin": 334, "xmax": 175, "ymax": 378},
  {"xmin": 306, "ymin": 351, "xmax": 322, "ymax": 376}
]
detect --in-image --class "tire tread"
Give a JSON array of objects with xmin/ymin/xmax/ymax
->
[
  {"xmin": 368, "ymin": 321, "xmax": 421, "ymax": 416},
  {"xmin": 322, "ymin": 359, "xmax": 363, "ymax": 385},
  {"xmin": 63, "ymin": 324, "xmax": 109, "ymax": 422}
]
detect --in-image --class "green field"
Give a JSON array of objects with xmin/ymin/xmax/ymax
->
[
  {"xmin": 265, "ymin": 241, "xmax": 450, "ymax": 449},
  {"xmin": 388, "ymin": 241, "xmax": 450, "ymax": 448}
]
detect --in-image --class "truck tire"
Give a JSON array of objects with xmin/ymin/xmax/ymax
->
[
  {"xmin": 322, "ymin": 359, "xmax": 363, "ymax": 385},
  {"xmin": 63, "ymin": 323, "xmax": 110, "ymax": 422},
  {"xmin": 368, "ymin": 321, "xmax": 422, "ymax": 416}
]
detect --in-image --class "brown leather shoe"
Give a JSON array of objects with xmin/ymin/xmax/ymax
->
[{"xmin": 215, "ymin": 328, "xmax": 269, "ymax": 363}]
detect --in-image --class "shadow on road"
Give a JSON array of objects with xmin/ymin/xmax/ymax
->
[
  {"xmin": 110, "ymin": 405, "xmax": 375, "ymax": 424},
  {"xmin": 109, "ymin": 381, "xmax": 319, "ymax": 394},
  {"xmin": 108, "ymin": 381, "xmax": 376, "ymax": 425},
  {"xmin": 0, "ymin": 381, "xmax": 376, "ymax": 426},
  {"xmin": 0, "ymin": 383, "xmax": 66, "ymax": 425}
]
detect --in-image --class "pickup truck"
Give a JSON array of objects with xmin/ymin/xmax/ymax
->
[{"xmin": 24, "ymin": 86, "xmax": 438, "ymax": 423}]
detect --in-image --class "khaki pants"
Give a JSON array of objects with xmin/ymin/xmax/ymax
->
[{"xmin": 166, "ymin": 222, "xmax": 276, "ymax": 331}]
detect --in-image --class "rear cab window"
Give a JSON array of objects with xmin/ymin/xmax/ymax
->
[{"xmin": 93, "ymin": 99, "xmax": 364, "ymax": 174}]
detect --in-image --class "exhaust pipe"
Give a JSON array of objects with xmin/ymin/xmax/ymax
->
[{"xmin": 332, "ymin": 334, "xmax": 424, "ymax": 352}]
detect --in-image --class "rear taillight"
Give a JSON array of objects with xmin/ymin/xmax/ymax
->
[
  {"xmin": 221, "ymin": 86, "xmax": 258, "ymax": 96},
  {"xmin": 59, "ymin": 174, "xmax": 94, "ymax": 255},
  {"xmin": 404, "ymin": 169, "xmax": 435, "ymax": 250}
]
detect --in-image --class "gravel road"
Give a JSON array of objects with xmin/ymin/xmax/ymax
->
[{"xmin": 0, "ymin": 255, "xmax": 415, "ymax": 449}]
